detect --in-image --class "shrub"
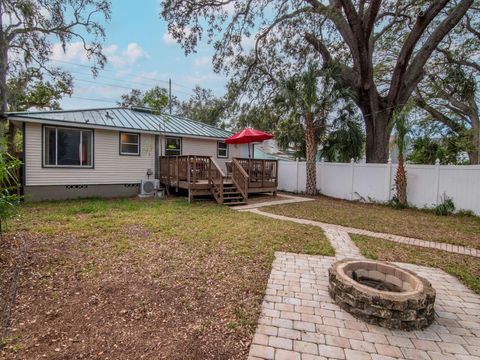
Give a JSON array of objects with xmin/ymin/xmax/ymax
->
[
  {"xmin": 433, "ymin": 194, "xmax": 455, "ymax": 216},
  {"xmin": 456, "ymin": 209, "xmax": 476, "ymax": 217},
  {"xmin": 388, "ymin": 195, "xmax": 409, "ymax": 209},
  {"xmin": 0, "ymin": 151, "xmax": 22, "ymax": 239}
]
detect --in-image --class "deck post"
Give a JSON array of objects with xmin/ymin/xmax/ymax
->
[
  {"xmin": 175, "ymin": 157, "xmax": 179, "ymax": 192},
  {"xmin": 262, "ymin": 159, "xmax": 266, "ymax": 187},
  {"xmin": 208, "ymin": 157, "xmax": 212, "ymax": 189},
  {"xmin": 187, "ymin": 157, "xmax": 191, "ymax": 202},
  {"xmin": 275, "ymin": 160, "xmax": 278, "ymax": 187}
]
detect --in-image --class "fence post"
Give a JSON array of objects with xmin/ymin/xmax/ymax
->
[
  {"xmin": 350, "ymin": 158, "xmax": 355, "ymax": 200},
  {"xmin": 434, "ymin": 158, "xmax": 441, "ymax": 205},
  {"xmin": 385, "ymin": 157, "xmax": 392, "ymax": 202},
  {"xmin": 296, "ymin": 159, "xmax": 299, "ymax": 193},
  {"xmin": 319, "ymin": 158, "xmax": 324, "ymax": 195}
]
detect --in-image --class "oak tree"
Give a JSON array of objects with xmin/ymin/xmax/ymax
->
[
  {"xmin": 162, "ymin": 0, "xmax": 476, "ymax": 163},
  {"xmin": 0, "ymin": 0, "xmax": 111, "ymax": 146}
]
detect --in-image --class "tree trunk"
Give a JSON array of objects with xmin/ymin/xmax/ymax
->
[
  {"xmin": 395, "ymin": 156, "xmax": 407, "ymax": 206},
  {"xmin": 467, "ymin": 151, "xmax": 478, "ymax": 165},
  {"xmin": 305, "ymin": 112, "xmax": 317, "ymax": 195},
  {"xmin": 362, "ymin": 107, "xmax": 392, "ymax": 163},
  {"xmin": 0, "ymin": 7, "xmax": 8, "ymax": 149},
  {"xmin": 470, "ymin": 109, "xmax": 480, "ymax": 165},
  {"xmin": 7, "ymin": 122, "xmax": 16, "ymax": 155}
]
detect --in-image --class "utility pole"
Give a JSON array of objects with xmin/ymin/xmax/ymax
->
[{"xmin": 168, "ymin": 78, "xmax": 172, "ymax": 115}]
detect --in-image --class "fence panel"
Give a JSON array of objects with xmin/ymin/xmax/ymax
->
[
  {"xmin": 438, "ymin": 166, "xmax": 480, "ymax": 213},
  {"xmin": 278, "ymin": 161, "xmax": 480, "ymax": 215}
]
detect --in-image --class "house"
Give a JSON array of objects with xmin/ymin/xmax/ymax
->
[{"xmin": 8, "ymin": 107, "xmax": 252, "ymax": 202}]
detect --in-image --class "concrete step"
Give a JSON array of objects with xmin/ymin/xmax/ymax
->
[{"xmin": 224, "ymin": 201, "xmax": 247, "ymax": 206}]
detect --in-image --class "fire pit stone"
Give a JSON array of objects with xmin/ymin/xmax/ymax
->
[{"xmin": 328, "ymin": 259, "xmax": 436, "ymax": 331}]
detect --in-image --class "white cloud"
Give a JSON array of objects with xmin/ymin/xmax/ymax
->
[
  {"xmin": 162, "ymin": 32, "xmax": 177, "ymax": 45},
  {"xmin": 108, "ymin": 43, "xmax": 150, "ymax": 68},
  {"xmin": 162, "ymin": 26, "xmax": 192, "ymax": 46},
  {"xmin": 192, "ymin": 55, "xmax": 211, "ymax": 68},
  {"xmin": 50, "ymin": 41, "xmax": 90, "ymax": 63},
  {"xmin": 50, "ymin": 42, "xmax": 149, "ymax": 68},
  {"xmin": 241, "ymin": 35, "xmax": 256, "ymax": 50},
  {"xmin": 223, "ymin": 3, "xmax": 236, "ymax": 15}
]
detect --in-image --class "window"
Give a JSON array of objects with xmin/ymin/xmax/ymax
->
[
  {"xmin": 120, "ymin": 132, "xmax": 140, "ymax": 155},
  {"xmin": 217, "ymin": 141, "xmax": 228, "ymax": 158},
  {"xmin": 165, "ymin": 137, "xmax": 181, "ymax": 156},
  {"xmin": 43, "ymin": 126, "xmax": 93, "ymax": 167}
]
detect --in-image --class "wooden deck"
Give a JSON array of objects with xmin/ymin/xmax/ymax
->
[{"xmin": 159, "ymin": 155, "xmax": 278, "ymax": 205}]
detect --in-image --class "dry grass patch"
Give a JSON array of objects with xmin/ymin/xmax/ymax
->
[
  {"xmin": 351, "ymin": 234, "xmax": 480, "ymax": 295},
  {"xmin": 265, "ymin": 195, "xmax": 480, "ymax": 249},
  {"xmin": 0, "ymin": 198, "xmax": 333, "ymax": 360}
]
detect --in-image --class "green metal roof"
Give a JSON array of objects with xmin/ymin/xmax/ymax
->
[{"xmin": 8, "ymin": 107, "xmax": 232, "ymax": 139}]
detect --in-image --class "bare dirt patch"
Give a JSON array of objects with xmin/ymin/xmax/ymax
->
[{"xmin": 0, "ymin": 198, "xmax": 333, "ymax": 359}]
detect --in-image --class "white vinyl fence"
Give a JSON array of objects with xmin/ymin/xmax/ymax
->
[{"xmin": 278, "ymin": 160, "xmax": 480, "ymax": 215}]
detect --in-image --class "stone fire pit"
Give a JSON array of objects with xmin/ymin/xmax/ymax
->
[{"xmin": 328, "ymin": 259, "xmax": 436, "ymax": 330}]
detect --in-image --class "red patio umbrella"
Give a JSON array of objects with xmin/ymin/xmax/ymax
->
[{"xmin": 225, "ymin": 128, "xmax": 273, "ymax": 158}]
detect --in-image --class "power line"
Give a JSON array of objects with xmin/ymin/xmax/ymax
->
[
  {"xmin": 54, "ymin": 64, "xmax": 197, "ymax": 98},
  {"xmin": 74, "ymin": 77, "xmax": 148, "ymax": 91},
  {"xmin": 68, "ymin": 96, "xmax": 119, "ymax": 104},
  {"xmin": 73, "ymin": 77, "xmax": 195, "ymax": 97},
  {"xmin": 50, "ymin": 58, "xmax": 194, "ymax": 90}
]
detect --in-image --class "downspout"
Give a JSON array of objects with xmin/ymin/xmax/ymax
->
[
  {"xmin": 21, "ymin": 121, "xmax": 26, "ymax": 197},
  {"xmin": 154, "ymin": 134, "xmax": 159, "ymax": 179}
]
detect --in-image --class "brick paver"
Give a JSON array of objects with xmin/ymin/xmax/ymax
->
[
  {"xmin": 247, "ymin": 252, "xmax": 480, "ymax": 360},
  {"xmin": 232, "ymin": 194, "xmax": 313, "ymax": 210},
  {"xmin": 246, "ymin": 208, "xmax": 479, "ymax": 258}
]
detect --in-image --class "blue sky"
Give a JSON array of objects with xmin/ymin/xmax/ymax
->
[{"xmin": 55, "ymin": 0, "xmax": 227, "ymax": 109}]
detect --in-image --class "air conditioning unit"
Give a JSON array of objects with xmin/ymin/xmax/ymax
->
[{"xmin": 140, "ymin": 179, "xmax": 160, "ymax": 196}]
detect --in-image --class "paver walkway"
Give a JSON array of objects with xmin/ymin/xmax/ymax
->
[
  {"xmin": 243, "ymin": 207, "xmax": 480, "ymax": 258},
  {"xmin": 242, "ymin": 195, "xmax": 480, "ymax": 359},
  {"xmin": 233, "ymin": 194, "xmax": 314, "ymax": 210}
]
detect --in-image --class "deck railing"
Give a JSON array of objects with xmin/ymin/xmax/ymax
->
[
  {"xmin": 160, "ymin": 155, "xmax": 210, "ymax": 189},
  {"xmin": 231, "ymin": 159, "xmax": 249, "ymax": 200},
  {"xmin": 209, "ymin": 158, "xmax": 226, "ymax": 204},
  {"xmin": 188, "ymin": 155, "xmax": 211, "ymax": 183},
  {"xmin": 234, "ymin": 158, "xmax": 278, "ymax": 187}
]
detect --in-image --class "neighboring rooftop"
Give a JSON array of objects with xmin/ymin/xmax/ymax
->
[{"xmin": 8, "ymin": 107, "xmax": 232, "ymax": 139}]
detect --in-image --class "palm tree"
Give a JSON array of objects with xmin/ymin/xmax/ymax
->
[
  {"xmin": 393, "ymin": 110, "xmax": 410, "ymax": 207},
  {"xmin": 321, "ymin": 105, "xmax": 365, "ymax": 162},
  {"xmin": 276, "ymin": 64, "xmax": 346, "ymax": 195}
]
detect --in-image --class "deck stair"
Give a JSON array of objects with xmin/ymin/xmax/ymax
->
[{"xmin": 213, "ymin": 180, "xmax": 247, "ymax": 206}]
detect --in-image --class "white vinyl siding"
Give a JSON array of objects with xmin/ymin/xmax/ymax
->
[
  {"xmin": 179, "ymin": 136, "xmax": 242, "ymax": 170},
  {"xmin": 25, "ymin": 123, "xmax": 155, "ymax": 186},
  {"xmin": 24, "ymin": 122, "xmax": 245, "ymax": 186}
]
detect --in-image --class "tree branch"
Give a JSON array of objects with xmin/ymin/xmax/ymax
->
[
  {"xmin": 388, "ymin": 0, "xmax": 451, "ymax": 107},
  {"xmin": 414, "ymin": 92, "xmax": 464, "ymax": 133},
  {"xmin": 401, "ymin": 0, "xmax": 474, "ymax": 104}
]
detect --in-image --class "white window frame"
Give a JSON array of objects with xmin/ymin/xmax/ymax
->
[
  {"xmin": 43, "ymin": 125, "xmax": 94, "ymax": 168},
  {"xmin": 217, "ymin": 141, "xmax": 229, "ymax": 158},
  {"xmin": 119, "ymin": 132, "xmax": 141, "ymax": 156}
]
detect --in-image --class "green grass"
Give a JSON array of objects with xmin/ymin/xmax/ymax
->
[
  {"xmin": 14, "ymin": 197, "xmax": 334, "ymax": 259},
  {"xmin": 265, "ymin": 195, "xmax": 480, "ymax": 249},
  {"xmin": 351, "ymin": 234, "xmax": 480, "ymax": 294},
  {"xmin": 1, "ymin": 197, "xmax": 333, "ymax": 359}
]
